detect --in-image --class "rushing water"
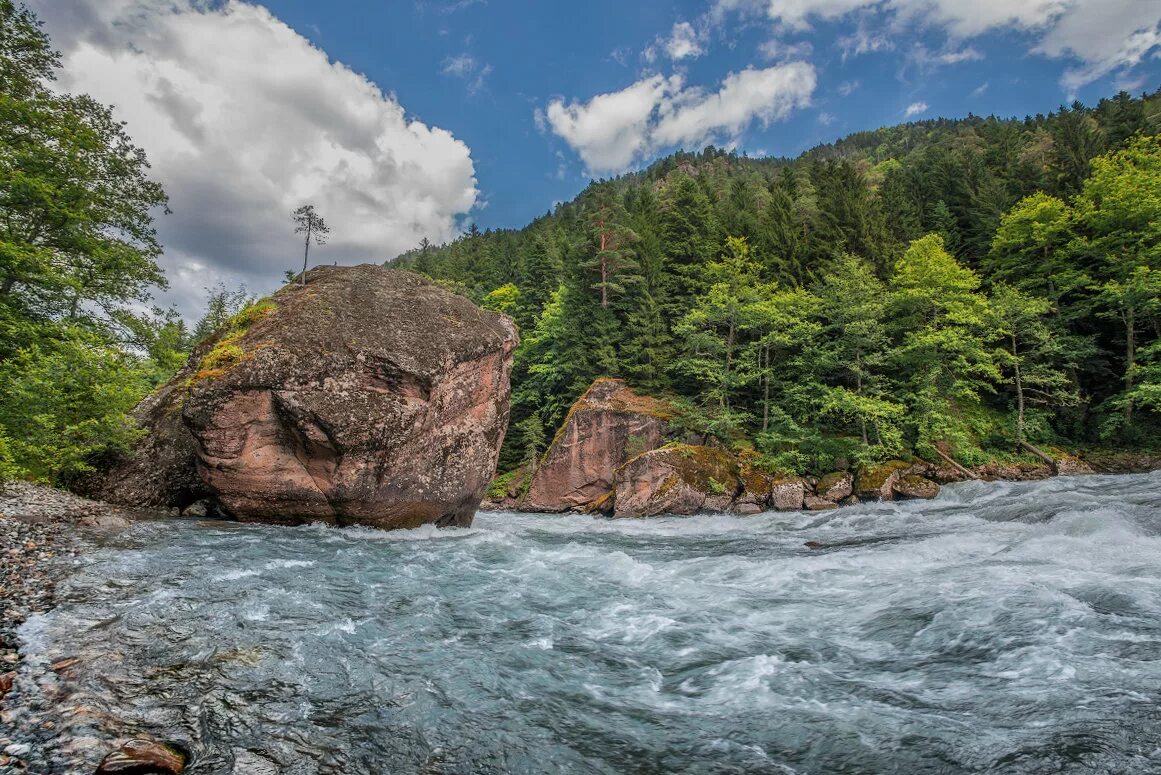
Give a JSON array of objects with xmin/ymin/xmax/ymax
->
[{"xmin": 11, "ymin": 473, "xmax": 1161, "ymax": 773}]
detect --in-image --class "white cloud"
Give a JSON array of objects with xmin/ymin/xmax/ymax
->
[
  {"xmin": 758, "ymin": 38, "xmax": 814, "ymax": 60},
  {"xmin": 441, "ymin": 52, "xmax": 492, "ymax": 94},
  {"xmin": 545, "ymin": 74, "xmax": 678, "ymax": 172},
  {"xmin": 904, "ymin": 101, "xmax": 928, "ymax": 117},
  {"xmin": 837, "ymin": 79, "xmax": 860, "ymax": 96},
  {"xmin": 544, "ymin": 62, "xmax": 816, "ymax": 173},
  {"xmin": 712, "ymin": 0, "xmax": 1161, "ymax": 88},
  {"xmin": 30, "ymin": 0, "xmax": 478, "ymax": 319},
  {"xmin": 663, "ymin": 21, "xmax": 705, "ymax": 60}
]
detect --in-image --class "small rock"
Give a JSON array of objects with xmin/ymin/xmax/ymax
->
[
  {"xmin": 892, "ymin": 475, "xmax": 940, "ymax": 500},
  {"xmin": 769, "ymin": 478, "xmax": 806, "ymax": 511},
  {"xmin": 0, "ymin": 671, "xmax": 14, "ymax": 697},
  {"xmin": 815, "ymin": 471, "xmax": 853, "ymax": 502},
  {"xmin": 803, "ymin": 495, "xmax": 838, "ymax": 511},
  {"xmin": 50, "ymin": 657, "xmax": 80, "ymax": 674},
  {"xmin": 180, "ymin": 501, "xmax": 210, "ymax": 519},
  {"xmin": 95, "ymin": 739, "xmax": 188, "ymax": 774}
]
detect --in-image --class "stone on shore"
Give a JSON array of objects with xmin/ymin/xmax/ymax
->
[
  {"xmin": 93, "ymin": 265, "xmax": 518, "ymax": 529},
  {"xmin": 892, "ymin": 474, "xmax": 940, "ymax": 500},
  {"xmin": 854, "ymin": 460, "xmax": 914, "ymax": 501},
  {"xmin": 613, "ymin": 444, "xmax": 738, "ymax": 518},
  {"xmin": 522, "ymin": 379, "xmax": 670, "ymax": 512}
]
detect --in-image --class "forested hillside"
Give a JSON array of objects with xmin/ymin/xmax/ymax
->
[{"xmin": 393, "ymin": 91, "xmax": 1161, "ymax": 474}]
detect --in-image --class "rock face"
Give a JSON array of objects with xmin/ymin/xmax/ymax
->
[
  {"xmin": 522, "ymin": 378, "xmax": 670, "ymax": 512},
  {"xmin": 614, "ymin": 444, "xmax": 739, "ymax": 517},
  {"xmin": 97, "ymin": 265, "xmax": 518, "ymax": 529}
]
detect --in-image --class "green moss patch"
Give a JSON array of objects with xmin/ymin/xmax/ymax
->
[{"xmin": 190, "ymin": 299, "xmax": 277, "ymax": 384}]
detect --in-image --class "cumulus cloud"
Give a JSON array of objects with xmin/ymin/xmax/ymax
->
[
  {"xmin": 713, "ymin": 0, "xmax": 1161, "ymax": 89},
  {"xmin": 904, "ymin": 101, "xmax": 928, "ymax": 117},
  {"xmin": 544, "ymin": 62, "xmax": 816, "ymax": 173},
  {"xmin": 30, "ymin": 0, "xmax": 478, "ymax": 318}
]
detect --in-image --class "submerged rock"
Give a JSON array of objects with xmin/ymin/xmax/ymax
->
[
  {"xmin": 613, "ymin": 444, "xmax": 738, "ymax": 517},
  {"xmin": 522, "ymin": 379, "xmax": 670, "ymax": 512},
  {"xmin": 95, "ymin": 739, "xmax": 187, "ymax": 774},
  {"xmin": 96, "ymin": 265, "xmax": 518, "ymax": 529}
]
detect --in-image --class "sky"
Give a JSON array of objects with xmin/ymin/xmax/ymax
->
[{"xmin": 29, "ymin": 0, "xmax": 1161, "ymax": 319}]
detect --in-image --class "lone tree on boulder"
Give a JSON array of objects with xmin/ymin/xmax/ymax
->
[{"xmin": 293, "ymin": 204, "xmax": 330, "ymax": 285}]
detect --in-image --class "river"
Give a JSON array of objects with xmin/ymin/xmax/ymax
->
[{"xmin": 11, "ymin": 473, "xmax": 1161, "ymax": 773}]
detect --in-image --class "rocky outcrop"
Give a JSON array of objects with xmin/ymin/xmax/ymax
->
[
  {"xmin": 613, "ymin": 445, "xmax": 739, "ymax": 517},
  {"xmin": 96, "ymin": 265, "xmax": 518, "ymax": 529},
  {"xmin": 522, "ymin": 379, "xmax": 670, "ymax": 512}
]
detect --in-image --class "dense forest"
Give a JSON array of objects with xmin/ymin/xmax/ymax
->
[{"xmin": 393, "ymin": 91, "xmax": 1161, "ymax": 475}]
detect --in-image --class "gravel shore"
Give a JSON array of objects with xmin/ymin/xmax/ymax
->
[{"xmin": 0, "ymin": 483, "xmax": 136, "ymax": 772}]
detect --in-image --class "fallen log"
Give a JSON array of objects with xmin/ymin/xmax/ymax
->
[
  {"xmin": 1019, "ymin": 440, "xmax": 1058, "ymax": 474},
  {"xmin": 934, "ymin": 447, "xmax": 981, "ymax": 481}
]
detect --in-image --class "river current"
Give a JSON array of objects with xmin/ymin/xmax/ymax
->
[{"xmin": 11, "ymin": 473, "xmax": 1161, "ymax": 773}]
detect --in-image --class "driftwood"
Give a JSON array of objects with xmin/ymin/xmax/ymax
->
[
  {"xmin": 1020, "ymin": 440, "xmax": 1059, "ymax": 474},
  {"xmin": 934, "ymin": 446, "xmax": 981, "ymax": 480}
]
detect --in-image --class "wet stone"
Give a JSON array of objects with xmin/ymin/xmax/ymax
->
[{"xmin": 95, "ymin": 739, "xmax": 188, "ymax": 774}]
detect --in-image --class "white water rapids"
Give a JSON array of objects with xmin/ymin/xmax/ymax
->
[{"xmin": 9, "ymin": 473, "xmax": 1161, "ymax": 773}]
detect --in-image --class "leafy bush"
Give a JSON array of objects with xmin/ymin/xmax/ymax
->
[{"xmin": 0, "ymin": 330, "xmax": 150, "ymax": 484}]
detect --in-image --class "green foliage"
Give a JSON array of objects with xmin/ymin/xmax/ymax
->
[
  {"xmin": 193, "ymin": 299, "xmax": 276, "ymax": 381},
  {"xmin": 0, "ymin": 3, "xmax": 177, "ymax": 485},
  {"xmin": 0, "ymin": 329, "xmax": 149, "ymax": 482},
  {"xmin": 487, "ymin": 469, "xmax": 519, "ymax": 499},
  {"xmin": 481, "ymin": 283, "xmax": 521, "ymax": 316}
]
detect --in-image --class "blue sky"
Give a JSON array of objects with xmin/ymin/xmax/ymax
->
[
  {"xmin": 262, "ymin": 0, "xmax": 1161, "ymax": 228},
  {"xmin": 30, "ymin": 0, "xmax": 1161, "ymax": 315}
]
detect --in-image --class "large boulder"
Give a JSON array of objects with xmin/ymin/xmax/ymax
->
[
  {"xmin": 522, "ymin": 378, "xmax": 670, "ymax": 512},
  {"xmin": 96, "ymin": 265, "xmax": 518, "ymax": 529},
  {"xmin": 613, "ymin": 444, "xmax": 739, "ymax": 517}
]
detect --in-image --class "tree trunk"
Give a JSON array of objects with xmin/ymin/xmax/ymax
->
[
  {"xmin": 1124, "ymin": 308, "xmax": 1135, "ymax": 424},
  {"xmin": 1012, "ymin": 334, "xmax": 1025, "ymax": 442},
  {"xmin": 762, "ymin": 345, "xmax": 770, "ymax": 433},
  {"xmin": 856, "ymin": 357, "xmax": 868, "ymax": 446},
  {"xmin": 301, "ymin": 222, "xmax": 312, "ymax": 286},
  {"xmin": 935, "ymin": 446, "xmax": 980, "ymax": 480},
  {"xmin": 723, "ymin": 319, "xmax": 736, "ymax": 410},
  {"xmin": 1020, "ymin": 440, "xmax": 1058, "ymax": 474},
  {"xmin": 599, "ymin": 231, "xmax": 608, "ymax": 308}
]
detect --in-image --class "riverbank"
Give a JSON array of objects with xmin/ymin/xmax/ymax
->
[{"xmin": 0, "ymin": 483, "xmax": 135, "ymax": 771}]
